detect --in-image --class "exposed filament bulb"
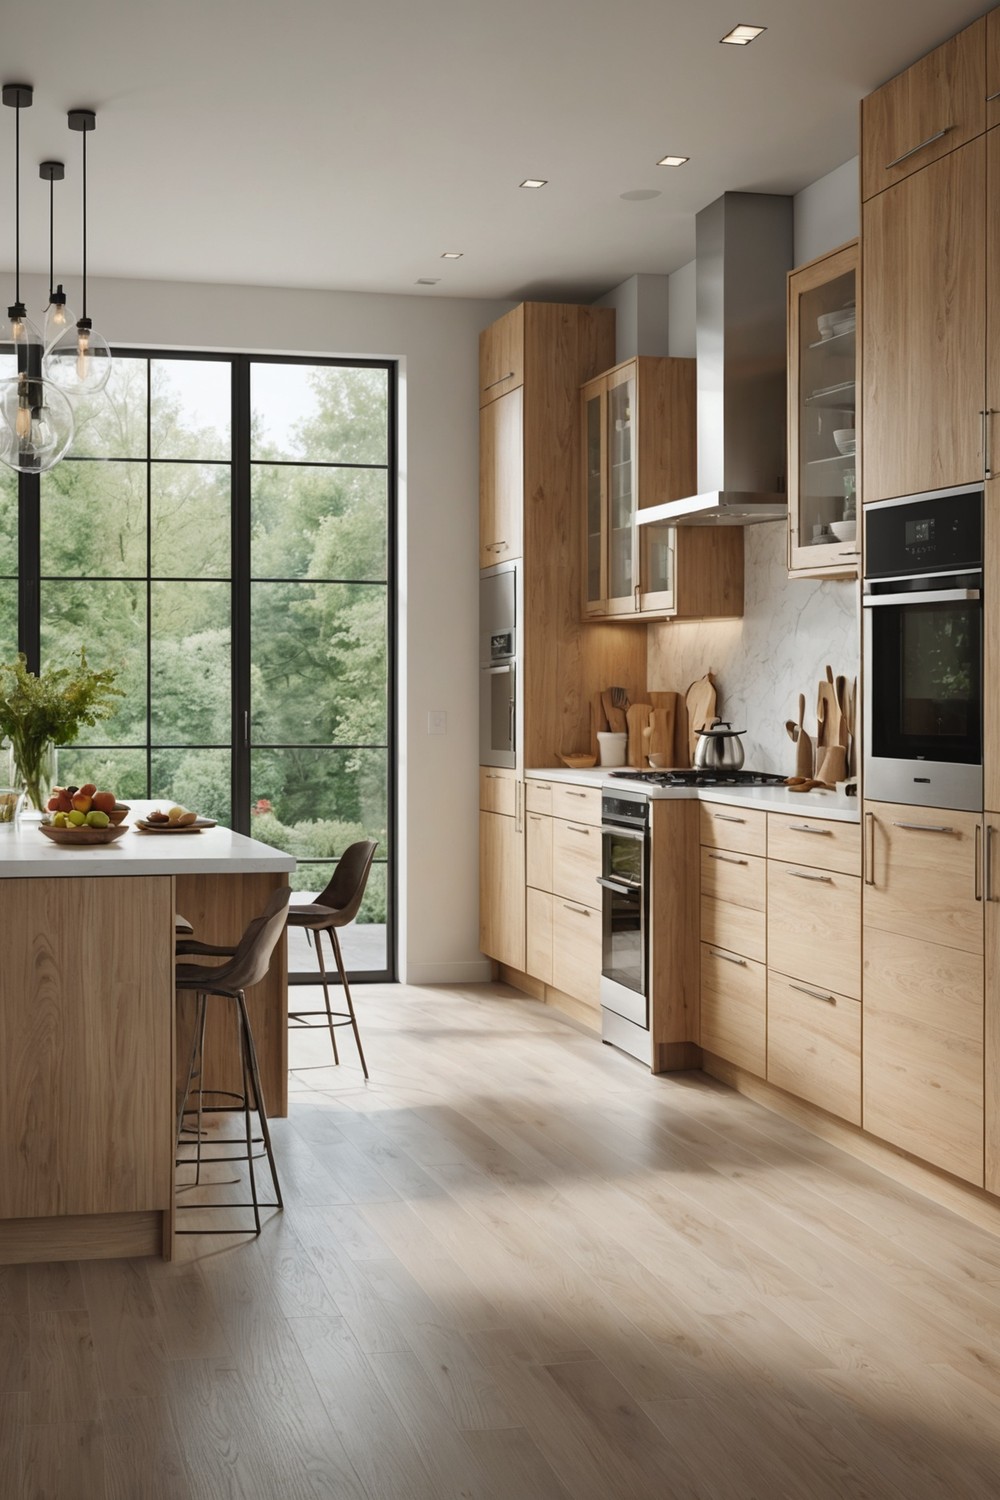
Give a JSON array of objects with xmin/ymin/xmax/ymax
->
[{"xmin": 76, "ymin": 326, "xmax": 90, "ymax": 382}]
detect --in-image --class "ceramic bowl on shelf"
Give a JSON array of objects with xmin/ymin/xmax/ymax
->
[
  {"xmin": 829, "ymin": 520, "xmax": 857, "ymax": 542},
  {"xmin": 833, "ymin": 429, "xmax": 857, "ymax": 456}
]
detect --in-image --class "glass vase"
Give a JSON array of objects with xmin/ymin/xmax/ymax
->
[{"xmin": 7, "ymin": 738, "xmax": 56, "ymax": 814}]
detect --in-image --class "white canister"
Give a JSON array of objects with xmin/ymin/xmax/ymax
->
[{"xmin": 596, "ymin": 731, "xmax": 628, "ymax": 767}]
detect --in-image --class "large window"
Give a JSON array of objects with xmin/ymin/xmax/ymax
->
[{"xmin": 7, "ymin": 351, "xmax": 396, "ymax": 982}]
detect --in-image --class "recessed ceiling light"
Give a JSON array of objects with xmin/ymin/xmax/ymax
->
[
  {"xmin": 440, "ymin": 251, "xmax": 463, "ymax": 259},
  {"xmin": 720, "ymin": 22, "xmax": 766, "ymax": 44},
  {"xmin": 519, "ymin": 178, "xmax": 547, "ymax": 189},
  {"xmin": 656, "ymin": 155, "xmax": 689, "ymax": 167},
  {"xmin": 415, "ymin": 278, "xmax": 440, "ymax": 286}
]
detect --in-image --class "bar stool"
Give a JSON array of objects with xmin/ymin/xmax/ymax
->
[
  {"xmin": 288, "ymin": 840, "xmax": 378, "ymax": 1078},
  {"xmin": 174, "ymin": 886, "xmax": 291, "ymax": 1236}
]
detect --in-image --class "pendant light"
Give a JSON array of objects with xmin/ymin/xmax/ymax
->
[
  {"xmin": 0, "ymin": 82, "xmax": 75, "ymax": 474},
  {"xmin": 44, "ymin": 108, "xmax": 112, "ymax": 398},
  {"xmin": 40, "ymin": 159, "xmax": 76, "ymax": 351}
]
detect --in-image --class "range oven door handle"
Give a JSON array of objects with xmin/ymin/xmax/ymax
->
[
  {"xmin": 863, "ymin": 588, "xmax": 981, "ymax": 607},
  {"xmin": 596, "ymin": 876, "xmax": 641, "ymax": 894},
  {"xmin": 601, "ymin": 824, "xmax": 647, "ymax": 843}
]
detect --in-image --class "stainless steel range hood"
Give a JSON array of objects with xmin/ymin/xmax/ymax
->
[{"xmin": 637, "ymin": 192, "xmax": 793, "ymax": 526}]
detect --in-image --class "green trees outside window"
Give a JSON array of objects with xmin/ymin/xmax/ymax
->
[{"xmin": 6, "ymin": 353, "xmax": 394, "ymax": 978}]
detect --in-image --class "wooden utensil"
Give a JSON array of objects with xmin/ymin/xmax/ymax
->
[
  {"xmin": 602, "ymin": 689, "xmax": 627, "ymax": 734},
  {"xmin": 685, "ymin": 673, "xmax": 717, "ymax": 762},
  {"xmin": 626, "ymin": 703, "xmax": 652, "ymax": 768},
  {"xmin": 591, "ymin": 691, "xmax": 608, "ymax": 760},
  {"xmin": 816, "ymin": 744, "xmax": 847, "ymax": 784},
  {"xmin": 795, "ymin": 725, "xmax": 814, "ymax": 779}
]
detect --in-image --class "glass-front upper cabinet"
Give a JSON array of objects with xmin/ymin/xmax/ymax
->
[
  {"xmin": 606, "ymin": 365, "xmax": 638, "ymax": 614},
  {"xmin": 788, "ymin": 240, "xmax": 860, "ymax": 578}
]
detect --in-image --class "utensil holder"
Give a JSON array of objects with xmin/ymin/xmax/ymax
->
[{"xmin": 596, "ymin": 732, "xmax": 627, "ymax": 767}]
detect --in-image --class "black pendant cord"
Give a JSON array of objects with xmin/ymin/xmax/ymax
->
[
  {"xmin": 14, "ymin": 98, "xmax": 20, "ymax": 307},
  {"xmin": 48, "ymin": 175, "xmax": 53, "ymax": 301},
  {"xmin": 80, "ymin": 126, "xmax": 87, "ymax": 322}
]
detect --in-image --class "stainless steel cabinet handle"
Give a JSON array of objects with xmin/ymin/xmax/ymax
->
[
  {"xmin": 983, "ymin": 409, "xmax": 998, "ymax": 479},
  {"xmin": 865, "ymin": 811, "xmax": 875, "ymax": 886},
  {"xmin": 838, "ymin": 549, "xmax": 860, "ymax": 558},
  {"xmin": 885, "ymin": 125, "xmax": 950, "ymax": 170},
  {"xmin": 566, "ymin": 823, "xmax": 590, "ymax": 836},
  {"xmin": 788, "ymin": 869, "xmax": 833, "ymax": 883},
  {"xmin": 515, "ymin": 779, "xmax": 523, "ymax": 834},
  {"xmin": 788, "ymin": 824, "xmax": 832, "ymax": 836},
  {"xmin": 597, "ymin": 876, "xmax": 640, "ymax": 894},
  {"xmin": 565, "ymin": 791, "xmax": 586, "ymax": 798},
  {"xmin": 989, "ymin": 89, "xmax": 1000, "ymax": 103},
  {"xmin": 988, "ymin": 825, "xmax": 996, "ymax": 903},
  {"xmin": 484, "ymin": 771, "xmax": 498, "ymax": 779},
  {"xmin": 976, "ymin": 823, "xmax": 983, "ymax": 903},
  {"xmin": 709, "ymin": 853, "xmax": 748, "ymax": 866},
  {"xmin": 789, "ymin": 982, "xmax": 836, "ymax": 1005},
  {"xmin": 562, "ymin": 902, "xmax": 590, "ymax": 917},
  {"xmin": 864, "ymin": 588, "xmax": 980, "ymax": 607},
  {"xmin": 528, "ymin": 813, "xmax": 543, "ymax": 823},
  {"xmin": 709, "ymin": 949, "xmax": 747, "ymax": 967},
  {"xmin": 484, "ymin": 371, "xmax": 516, "ymax": 391},
  {"xmin": 891, "ymin": 821, "xmax": 954, "ymax": 833},
  {"xmin": 534, "ymin": 782, "xmax": 551, "ymax": 790},
  {"xmin": 713, "ymin": 813, "xmax": 746, "ymax": 823}
]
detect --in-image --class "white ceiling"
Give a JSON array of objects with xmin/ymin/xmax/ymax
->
[{"xmin": 0, "ymin": 0, "xmax": 989, "ymax": 301}]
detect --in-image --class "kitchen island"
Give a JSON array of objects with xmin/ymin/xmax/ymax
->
[{"xmin": 0, "ymin": 805, "xmax": 295, "ymax": 1265}]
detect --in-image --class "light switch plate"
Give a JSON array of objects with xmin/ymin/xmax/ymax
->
[{"xmin": 427, "ymin": 709, "xmax": 447, "ymax": 735}]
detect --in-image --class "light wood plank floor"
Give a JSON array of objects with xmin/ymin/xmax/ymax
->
[{"xmin": 7, "ymin": 980, "xmax": 1000, "ymax": 1498}]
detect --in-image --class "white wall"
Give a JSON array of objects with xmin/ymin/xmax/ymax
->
[
  {"xmin": 794, "ymin": 158, "xmax": 860, "ymax": 268},
  {"xmin": 595, "ymin": 273, "xmax": 671, "ymax": 362},
  {"xmin": 15, "ymin": 270, "xmax": 510, "ymax": 985}
]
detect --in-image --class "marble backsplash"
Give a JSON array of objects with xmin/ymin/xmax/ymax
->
[{"xmin": 647, "ymin": 523, "xmax": 859, "ymax": 776}]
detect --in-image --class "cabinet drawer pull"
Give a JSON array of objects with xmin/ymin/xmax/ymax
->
[
  {"xmin": 865, "ymin": 810, "xmax": 875, "ymax": 886},
  {"xmin": 891, "ymin": 821, "xmax": 954, "ymax": 834},
  {"xmin": 976, "ymin": 823, "xmax": 983, "ymax": 903},
  {"xmin": 566, "ymin": 824, "xmax": 591, "ymax": 836},
  {"xmin": 565, "ymin": 790, "xmax": 587, "ymax": 798},
  {"xmin": 562, "ymin": 902, "xmax": 591, "ymax": 917},
  {"xmin": 789, "ymin": 981, "xmax": 836, "ymax": 1005},
  {"xmin": 709, "ymin": 853, "xmax": 748, "ymax": 866},
  {"xmin": 788, "ymin": 824, "xmax": 832, "ymax": 836},
  {"xmin": 713, "ymin": 813, "xmax": 746, "ymax": 823},
  {"xmin": 709, "ymin": 949, "xmax": 747, "ymax": 967},
  {"xmin": 838, "ymin": 549, "xmax": 860, "ymax": 558},
  {"xmin": 885, "ymin": 125, "xmax": 950, "ymax": 170},
  {"xmin": 787, "ymin": 869, "xmax": 833, "ymax": 883},
  {"xmin": 988, "ymin": 89, "xmax": 1000, "ymax": 103},
  {"xmin": 534, "ymin": 782, "xmax": 551, "ymax": 790},
  {"xmin": 484, "ymin": 371, "xmax": 516, "ymax": 391},
  {"xmin": 528, "ymin": 814, "xmax": 543, "ymax": 823},
  {"xmin": 988, "ymin": 825, "xmax": 997, "ymax": 903},
  {"xmin": 484, "ymin": 771, "xmax": 498, "ymax": 779}
]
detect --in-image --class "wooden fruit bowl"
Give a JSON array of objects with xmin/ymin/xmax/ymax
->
[{"xmin": 39, "ymin": 822, "xmax": 129, "ymax": 846}]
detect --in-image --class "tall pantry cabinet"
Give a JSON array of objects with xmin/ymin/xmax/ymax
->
[{"xmin": 477, "ymin": 303, "xmax": 645, "ymax": 977}]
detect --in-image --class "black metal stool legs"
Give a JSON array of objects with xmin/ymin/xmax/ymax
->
[
  {"xmin": 328, "ymin": 927, "xmax": 369, "ymax": 1080},
  {"xmin": 314, "ymin": 932, "xmax": 341, "ymax": 1065}
]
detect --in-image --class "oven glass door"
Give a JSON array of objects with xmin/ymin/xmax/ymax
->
[
  {"xmin": 868, "ymin": 597, "xmax": 982, "ymax": 765},
  {"xmin": 479, "ymin": 662, "xmax": 515, "ymax": 768},
  {"xmin": 600, "ymin": 826, "xmax": 647, "ymax": 1007}
]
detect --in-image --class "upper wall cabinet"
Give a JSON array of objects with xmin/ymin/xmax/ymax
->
[
  {"xmin": 989, "ymin": 8, "xmax": 1000, "ymax": 129},
  {"xmin": 861, "ymin": 17, "xmax": 985, "ymax": 201},
  {"xmin": 787, "ymin": 240, "xmax": 860, "ymax": 576},
  {"xmin": 580, "ymin": 356, "xmax": 743, "ymax": 622},
  {"xmin": 479, "ymin": 305, "xmax": 524, "ymax": 407},
  {"xmin": 862, "ymin": 137, "xmax": 986, "ymax": 503},
  {"xmin": 479, "ymin": 389, "xmax": 523, "ymax": 567}
]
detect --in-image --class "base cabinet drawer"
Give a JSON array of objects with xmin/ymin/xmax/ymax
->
[
  {"xmin": 699, "ymin": 945, "xmax": 766, "ymax": 1076},
  {"xmin": 700, "ymin": 803, "xmax": 767, "ymax": 858},
  {"xmin": 525, "ymin": 779, "xmax": 555, "ymax": 816},
  {"xmin": 767, "ymin": 813, "xmax": 861, "ymax": 875},
  {"xmin": 526, "ymin": 812, "xmax": 553, "ymax": 891},
  {"xmin": 480, "ymin": 767, "xmax": 517, "ymax": 816},
  {"xmin": 551, "ymin": 898, "xmax": 601, "ymax": 1009},
  {"xmin": 551, "ymin": 783, "xmax": 602, "ymax": 826},
  {"xmin": 766, "ymin": 971, "xmax": 861, "ymax": 1126},
  {"xmin": 767, "ymin": 862, "xmax": 861, "ymax": 1000},
  {"xmin": 700, "ymin": 896, "xmax": 765, "ymax": 964},
  {"xmin": 701, "ymin": 847, "xmax": 766, "ymax": 912},
  {"xmin": 526, "ymin": 888, "xmax": 553, "ymax": 986},
  {"xmin": 552, "ymin": 818, "xmax": 601, "ymax": 907}
]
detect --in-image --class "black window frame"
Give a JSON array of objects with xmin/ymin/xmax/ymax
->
[{"xmin": 12, "ymin": 347, "xmax": 398, "ymax": 986}]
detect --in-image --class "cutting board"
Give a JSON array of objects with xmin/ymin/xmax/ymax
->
[
  {"xmin": 685, "ymin": 673, "xmax": 717, "ymax": 762},
  {"xmin": 626, "ymin": 704, "xmax": 652, "ymax": 767},
  {"xmin": 648, "ymin": 691, "xmax": 679, "ymax": 766}
]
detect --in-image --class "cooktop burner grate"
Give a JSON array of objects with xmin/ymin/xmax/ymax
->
[{"xmin": 610, "ymin": 768, "xmax": 789, "ymax": 788}]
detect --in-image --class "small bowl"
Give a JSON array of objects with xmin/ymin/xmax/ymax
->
[
  {"xmin": 833, "ymin": 429, "xmax": 856, "ymax": 456},
  {"xmin": 817, "ymin": 312, "xmax": 839, "ymax": 337},
  {"xmin": 39, "ymin": 822, "xmax": 129, "ymax": 846},
  {"xmin": 108, "ymin": 802, "xmax": 130, "ymax": 825},
  {"xmin": 558, "ymin": 752, "xmax": 597, "ymax": 769},
  {"xmin": 829, "ymin": 520, "xmax": 857, "ymax": 542}
]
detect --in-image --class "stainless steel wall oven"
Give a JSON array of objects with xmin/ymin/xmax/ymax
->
[
  {"xmin": 863, "ymin": 485, "xmax": 983, "ymax": 812},
  {"xmin": 479, "ymin": 561, "xmax": 517, "ymax": 769}
]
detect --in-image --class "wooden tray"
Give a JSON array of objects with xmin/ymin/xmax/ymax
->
[
  {"xmin": 134, "ymin": 817, "xmax": 216, "ymax": 834},
  {"xmin": 39, "ymin": 822, "xmax": 129, "ymax": 846}
]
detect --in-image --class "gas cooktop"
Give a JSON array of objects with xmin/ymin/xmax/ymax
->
[{"xmin": 610, "ymin": 769, "xmax": 789, "ymax": 788}]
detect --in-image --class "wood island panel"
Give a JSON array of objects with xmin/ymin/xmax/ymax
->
[
  {"xmin": 0, "ymin": 876, "xmax": 175, "ymax": 1224},
  {"xmin": 174, "ymin": 870, "xmax": 289, "ymax": 1120}
]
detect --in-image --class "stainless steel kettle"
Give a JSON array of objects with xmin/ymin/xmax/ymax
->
[{"xmin": 692, "ymin": 718, "xmax": 746, "ymax": 771}]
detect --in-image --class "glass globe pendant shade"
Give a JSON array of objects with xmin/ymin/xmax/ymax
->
[
  {"xmin": 0, "ymin": 303, "xmax": 43, "ymax": 384},
  {"xmin": 42, "ymin": 285, "xmax": 76, "ymax": 353},
  {"xmin": 0, "ymin": 372, "xmax": 75, "ymax": 474},
  {"xmin": 44, "ymin": 316, "xmax": 112, "ymax": 398}
]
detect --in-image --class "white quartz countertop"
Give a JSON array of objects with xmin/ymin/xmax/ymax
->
[
  {"xmin": 0, "ymin": 801, "xmax": 297, "ymax": 878},
  {"xmin": 526, "ymin": 767, "xmax": 861, "ymax": 823}
]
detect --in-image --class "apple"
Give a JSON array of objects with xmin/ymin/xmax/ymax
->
[
  {"xmin": 54, "ymin": 790, "xmax": 73, "ymax": 813},
  {"xmin": 71, "ymin": 793, "xmax": 92, "ymax": 814},
  {"xmin": 85, "ymin": 809, "xmax": 110, "ymax": 828},
  {"xmin": 92, "ymin": 790, "xmax": 116, "ymax": 814},
  {"xmin": 78, "ymin": 782, "xmax": 97, "ymax": 797},
  {"xmin": 67, "ymin": 809, "xmax": 86, "ymax": 826},
  {"xmin": 46, "ymin": 795, "xmax": 62, "ymax": 812}
]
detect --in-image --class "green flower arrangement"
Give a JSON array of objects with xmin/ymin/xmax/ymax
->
[{"xmin": 0, "ymin": 652, "xmax": 122, "ymax": 811}]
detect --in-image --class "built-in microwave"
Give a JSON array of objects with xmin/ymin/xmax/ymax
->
[
  {"xmin": 479, "ymin": 561, "xmax": 518, "ymax": 769},
  {"xmin": 863, "ymin": 485, "xmax": 983, "ymax": 812}
]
